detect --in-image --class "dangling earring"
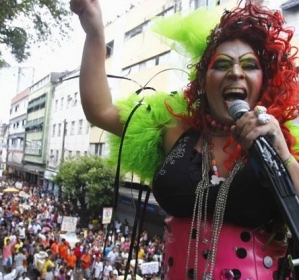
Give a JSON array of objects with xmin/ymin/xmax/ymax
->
[
  {"xmin": 197, "ymin": 89, "xmax": 204, "ymax": 96},
  {"xmin": 195, "ymin": 90, "xmax": 205, "ymax": 108}
]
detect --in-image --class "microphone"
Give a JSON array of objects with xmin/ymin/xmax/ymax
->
[
  {"xmin": 228, "ymin": 99, "xmax": 299, "ymax": 246},
  {"xmin": 228, "ymin": 99, "xmax": 250, "ymax": 121}
]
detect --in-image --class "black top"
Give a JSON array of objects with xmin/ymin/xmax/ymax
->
[{"xmin": 152, "ymin": 129, "xmax": 279, "ymax": 228}]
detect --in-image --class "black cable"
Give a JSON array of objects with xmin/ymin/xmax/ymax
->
[
  {"xmin": 113, "ymin": 99, "xmax": 144, "ymax": 208},
  {"xmin": 250, "ymin": 136, "xmax": 299, "ymax": 247}
]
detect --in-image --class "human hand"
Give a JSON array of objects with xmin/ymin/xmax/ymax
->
[
  {"xmin": 231, "ymin": 109, "xmax": 291, "ymax": 161},
  {"xmin": 70, "ymin": 0, "xmax": 104, "ymax": 37}
]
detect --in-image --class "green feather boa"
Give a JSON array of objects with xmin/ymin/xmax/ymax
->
[
  {"xmin": 108, "ymin": 92, "xmax": 299, "ymax": 187},
  {"xmin": 108, "ymin": 92, "xmax": 187, "ymax": 186}
]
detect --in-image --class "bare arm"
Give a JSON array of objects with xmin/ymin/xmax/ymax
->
[{"xmin": 70, "ymin": 0, "xmax": 123, "ymax": 136}]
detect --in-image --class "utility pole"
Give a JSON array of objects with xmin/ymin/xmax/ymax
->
[{"xmin": 61, "ymin": 119, "xmax": 67, "ymax": 163}]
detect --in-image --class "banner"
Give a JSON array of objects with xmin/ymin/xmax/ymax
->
[
  {"xmin": 61, "ymin": 216, "xmax": 78, "ymax": 232},
  {"xmin": 140, "ymin": 262, "xmax": 159, "ymax": 275},
  {"xmin": 102, "ymin": 207, "xmax": 113, "ymax": 224}
]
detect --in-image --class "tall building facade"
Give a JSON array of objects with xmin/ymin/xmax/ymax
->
[
  {"xmin": 22, "ymin": 72, "xmax": 68, "ymax": 186},
  {"xmin": 6, "ymin": 88, "xmax": 29, "ymax": 178}
]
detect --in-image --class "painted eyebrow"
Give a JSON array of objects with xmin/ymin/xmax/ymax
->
[{"xmin": 214, "ymin": 52, "xmax": 258, "ymax": 61}]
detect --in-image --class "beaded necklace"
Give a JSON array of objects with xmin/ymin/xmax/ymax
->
[
  {"xmin": 208, "ymin": 140, "xmax": 226, "ymax": 185},
  {"xmin": 185, "ymin": 136, "xmax": 245, "ymax": 279},
  {"xmin": 205, "ymin": 114, "xmax": 231, "ymax": 132}
]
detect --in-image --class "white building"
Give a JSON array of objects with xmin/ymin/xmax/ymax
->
[
  {"xmin": 44, "ymin": 69, "xmax": 95, "ymax": 192},
  {"xmin": 6, "ymin": 88, "xmax": 29, "ymax": 177}
]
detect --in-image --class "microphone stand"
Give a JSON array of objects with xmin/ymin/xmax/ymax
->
[{"xmin": 249, "ymin": 136, "xmax": 299, "ymax": 247}]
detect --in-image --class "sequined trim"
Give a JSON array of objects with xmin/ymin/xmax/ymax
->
[{"xmin": 158, "ymin": 136, "xmax": 190, "ymax": 176}]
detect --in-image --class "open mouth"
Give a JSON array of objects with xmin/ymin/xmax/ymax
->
[{"xmin": 223, "ymin": 88, "xmax": 247, "ymax": 102}]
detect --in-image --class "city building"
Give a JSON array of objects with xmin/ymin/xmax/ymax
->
[
  {"xmin": 0, "ymin": 122, "xmax": 9, "ymax": 176},
  {"xmin": 22, "ymin": 72, "xmax": 68, "ymax": 186},
  {"xmin": 44, "ymin": 68, "xmax": 92, "ymax": 193},
  {"xmin": 6, "ymin": 88, "xmax": 29, "ymax": 178}
]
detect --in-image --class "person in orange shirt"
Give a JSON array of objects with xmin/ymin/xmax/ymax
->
[
  {"xmin": 58, "ymin": 239, "xmax": 69, "ymax": 262},
  {"xmin": 66, "ymin": 249, "xmax": 77, "ymax": 270},
  {"xmin": 50, "ymin": 238, "xmax": 59, "ymax": 259},
  {"xmin": 80, "ymin": 250, "xmax": 92, "ymax": 279}
]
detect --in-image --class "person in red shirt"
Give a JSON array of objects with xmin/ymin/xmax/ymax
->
[{"xmin": 73, "ymin": 242, "xmax": 81, "ymax": 269}]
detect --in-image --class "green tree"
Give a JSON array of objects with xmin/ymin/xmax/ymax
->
[
  {"xmin": 53, "ymin": 155, "xmax": 120, "ymax": 225},
  {"xmin": 0, "ymin": 0, "xmax": 71, "ymax": 66}
]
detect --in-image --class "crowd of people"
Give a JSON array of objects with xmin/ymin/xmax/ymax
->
[{"xmin": 0, "ymin": 178, "xmax": 164, "ymax": 280}]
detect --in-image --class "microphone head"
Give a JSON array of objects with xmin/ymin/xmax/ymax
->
[{"xmin": 228, "ymin": 100, "xmax": 250, "ymax": 120}]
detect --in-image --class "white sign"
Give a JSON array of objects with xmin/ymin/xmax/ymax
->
[
  {"xmin": 61, "ymin": 216, "xmax": 78, "ymax": 232},
  {"xmin": 102, "ymin": 207, "xmax": 113, "ymax": 224},
  {"xmin": 15, "ymin": 181, "xmax": 23, "ymax": 189},
  {"xmin": 140, "ymin": 262, "xmax": 159, "ymax": 275}
]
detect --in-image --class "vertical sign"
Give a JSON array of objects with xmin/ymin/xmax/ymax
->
[{"xmin": 102, "ymin": 207, "xmax": 113, "ymax": 224}]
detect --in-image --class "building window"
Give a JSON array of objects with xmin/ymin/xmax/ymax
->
[
  {"xmin": 78, "ymin": 119, "xmax": 83, "ymax": 135},
  {"xmin": 52, "ymin": 124, "xmax": 56, "ymax": 137},
  {"xmin": 65, "ymin": 122, "xmax": 68, "ymax": 136},
  {"xmin": 60, "ymin": 97, "xmax": 64, "ymax": 110},
  {"xmin": 55, "ymin": 100, "xmax": 58, "ymax": 112},
  {"xmin": 74, "ymin": 92, "xmax": 78, "ymax": 106},
  {"xmin": 55, "ymin": 150, "xmax": 59, "ymax": 163},
  {"xmin": 12, "ymin": 139, "xmax": 16, "ymax": 147},
  {"xmin": 125, "ymin": 24, "xmax": 144, "ymax": 40},
  {"xmin": 95, "ymin": 143, "xmax": 104, "ymax": 156},
  {"xmin": 195, "ymin": 0, "xmax": 225, "ymax": 8},
  {"xmin": 58, "ymin": 123, "xmax": 61, "ymax": 137},
  {"xmin": 106, "ymin": 41, "xmax": 114, "ymax": 58},
  {"xmin": 86, "ymin": 122, "xmax": 89, "ymax": 134},
  {"xmin": 67, "ymin": 95, "xmax": 72, "ymax": 108},
  {"xmin": 71, "ymin": 121, "xmax": 75, "ymax": 135}
]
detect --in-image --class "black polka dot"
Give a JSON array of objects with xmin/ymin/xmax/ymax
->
[
  {"xmin": 168, "ymin": 257, "xmax": 174, "ymax": 267},
  {"xmin": 232, "ymin": 269, "xmax": 241, "ymax": 279},
  {"xmin": 192, "ymin": 229, "xmax": 197, "ymax": 239},
  {"xmin": 236, "ymin": 248, "xmax": 247, "ymax": 259},
  {"xmin": 240, "ymin": 231, "xmax": 251, "ymax": 242},
  {"xmin": 187, "ymin": 268, "xmax": 194, "ymax": 279}
]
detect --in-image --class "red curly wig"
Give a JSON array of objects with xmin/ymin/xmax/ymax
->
[{"xmin": 172, "ymin": 0, "xmax": 299, "ymax": 166}]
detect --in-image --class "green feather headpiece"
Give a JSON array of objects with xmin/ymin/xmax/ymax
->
[{"xmin": 152, "ymin": 7, "xmax": 221, "ymax": 81}]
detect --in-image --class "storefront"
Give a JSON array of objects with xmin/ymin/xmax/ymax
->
[{"xmin": 22, "ymin": 164, "xmax": 44, "ymax": 186}]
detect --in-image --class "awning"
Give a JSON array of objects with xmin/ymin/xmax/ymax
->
[
  {"xmin": 10, "ymin": 136, "xmax": 24, "ymax": 140},
  {"xmin": 22, "ymin": 164, "xmax": 45, "ymax": 175},
  {"xmin": 24, "ymin": 119, "xmax": 44, "ymax": 129},
  {"xmin": 27, "ymin": 97, "xmax": 46, "ymax": 110}
]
